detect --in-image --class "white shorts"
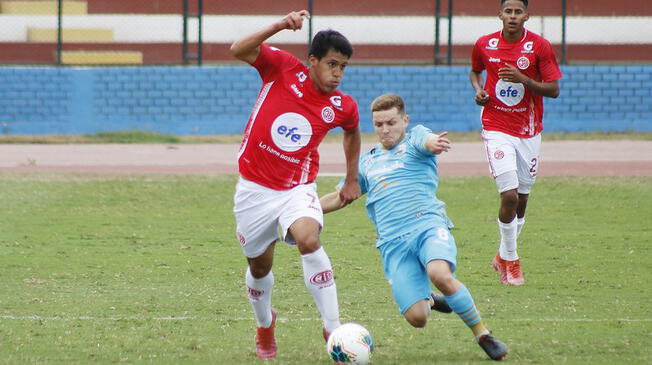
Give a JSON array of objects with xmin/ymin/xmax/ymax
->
[
  {"xmin": 482, "ymin": 130, "xmax": 540, "ymax": 193},
  {"xmin": 233, "ymin": 177, "xmax": 324, "ymax": 258}
]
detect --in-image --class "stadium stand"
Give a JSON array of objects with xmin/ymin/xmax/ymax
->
[{"xmin": 0, "ymin": 0, "xmax": 651, "ymax": 64}]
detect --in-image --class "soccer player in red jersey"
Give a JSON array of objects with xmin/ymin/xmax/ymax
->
[
  {"xmin": 229, "ymin": 10, "xmax": 361, "ymax": 359},
  {"xmin": 469, "ymin": 0, "xmax": 562, "ymax": 286}
]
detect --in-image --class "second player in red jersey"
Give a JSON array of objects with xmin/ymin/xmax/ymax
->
[
  {"xmin": 470, "ymin": 0, "xmax": 561, "ymax": 287},
  {"xmin": 471, "ymin": 29, "xmax": 562, "ymax": 137}
]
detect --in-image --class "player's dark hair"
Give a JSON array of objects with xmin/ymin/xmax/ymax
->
[
  {"xmin": 309, "ymin": 29, "xmax": 353, "ymax": 59},
  {"xmin": 371, "ymin": 94, "xmax": 406, "ymax": 115},
  {"xmin": 501, "ymin": 0, "xmax": 528, "ymax": 7}
]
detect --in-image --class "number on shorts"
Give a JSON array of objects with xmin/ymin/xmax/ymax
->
[{"xmin": 529, "ymin": 157, "xmax": 538, "ymax": 175}]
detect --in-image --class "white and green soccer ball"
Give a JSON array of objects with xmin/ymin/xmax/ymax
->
[{"xmin": 326, "ymin": 323, "xmax": 374, "ymax": 364}]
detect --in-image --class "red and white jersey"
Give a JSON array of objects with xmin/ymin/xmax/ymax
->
[
  {"xmin": 472, "ymin": 29, "xmax": 562, "ymax": 137},
  {"xmin": 238, "ymin": 44, "xmax": 359, "ymax": 190}
]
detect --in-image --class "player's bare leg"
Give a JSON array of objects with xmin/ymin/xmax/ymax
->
[
  {"xmin": 516, "ymin": 193, "xmax": 529, "ymax": 236},
  {"xmin": 247, "ymin": 243, "xmax": 278, "ymax": 359},
  {"xmin": 290, "ymin": 217, "xmax": 341, "ymax": 340}
]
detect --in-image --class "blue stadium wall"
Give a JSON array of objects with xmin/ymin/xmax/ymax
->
[{"xmin": 0, "ymin": 65, "xmax": 650, "ymax": 135}]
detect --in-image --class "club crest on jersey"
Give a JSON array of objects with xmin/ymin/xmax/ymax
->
[
  {"xmin": 517, "ymin": 56, "xmax": 530, "ymax": 70},
  {"xmin": 495, "ymin": 79, "xmax": 525, "ymax": 106},
  {"xmin": 271, "ymin": 112, "xmax": 312, "ymax": 152},
  {"xmin": 486, "ymin": 38, "xmax": 499, "ymax": 50},
  {"xmin": 521, "ymin": 41, "xmax": 534, "ymax": 53},
  {"xmin": 321, "ymin": 106, "xmax": 335, "ymax": 123},
  {"xmin": 494, "ymin": 150, "xmax": 505, "ymax": 160}
]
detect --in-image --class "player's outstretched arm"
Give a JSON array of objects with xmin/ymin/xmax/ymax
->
[
  {"xmin": 320, "ymin": 191, "xmax": 347, "ymax": 214},
  {"xmin": 469, "ymin": 70, "xmax": 490, "ymax": 105},
  {"xmin": 424, "ymin": 131, "xmax": 451, "ymax": 155},
  {"xmin": 339, "ymin": 127, "xmax": 362, "ymax": 205},
  {"xmin": 230, "ymin": 10, "xmax": 310, "ymax": 64}
]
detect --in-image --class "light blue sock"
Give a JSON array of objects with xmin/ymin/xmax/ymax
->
[{"xmin": 445, "ymin": 284, "xmax": 481, "ymax": 326}]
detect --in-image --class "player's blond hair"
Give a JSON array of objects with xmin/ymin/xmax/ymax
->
[{"xmin": 371, "ymin": 94, "xmax": 406, "ymax": 115}]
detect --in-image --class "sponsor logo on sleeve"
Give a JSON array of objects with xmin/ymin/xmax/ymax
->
[
  {"xmin": 521, "ymin": 41, "xmax": 534, "ymax": 54},
  {"xmin": 270, "ymin": 112, "xmax": 312, "ymax": 152},
  {"xmin": 494, "ymin": 79, "xmax": 525, "ymax": 106},
  {"xmin": 296, "ymin": 71, "xmax": 307, "ymax": 82}
]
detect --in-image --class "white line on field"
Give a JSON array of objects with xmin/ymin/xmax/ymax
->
[{"xmin": 1, "ymin": 315, "xmax": 650, "ymax": 322}]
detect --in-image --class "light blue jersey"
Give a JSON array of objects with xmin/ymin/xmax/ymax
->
[{"xmin": 357, "ymin": 125, "xmax": 452, "ymax": 247}]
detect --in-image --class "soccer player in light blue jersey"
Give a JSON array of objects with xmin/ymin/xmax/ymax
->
[{"xmin": 320, "ymin": 94, "xmax": 508, "ymax": 361}]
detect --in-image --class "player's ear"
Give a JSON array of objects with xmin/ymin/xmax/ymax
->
[{"xmin": 308, "ymin": 54, "xmax": 318, "ymax": 67}]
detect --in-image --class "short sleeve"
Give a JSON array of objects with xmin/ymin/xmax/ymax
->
[
  {"xmin": 537, "ymin": 40, "xmax": 563, "ymax": 82},
  {"xmin": 409, "ymin": 125, "xmax": 435, "ymax": 156},
  {"xmin": 252, "ymin": 44, "xmax": 302, "ymax": 82},
  {"xmin": 340, "ymin": 97, "xmax": 360, "ymax": 132},
  {"xmin": 471, "ymin": 39, "xmax": 486, "ymax": 73}
]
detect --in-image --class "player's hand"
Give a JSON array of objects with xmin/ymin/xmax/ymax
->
[
  {"xmin": 338, "ymin": 179, "xmax": 361, "ymax": 206},
  {"xmin": 427, "ymin": 131, "xmax": 451, "ymax": 154},
  {"xmin": 475, "ymin": 90, "xmax": 490, "ymax": 105},
  {"xmin": 498, "ymin": 63, "xmax": 527, "ymax": 84},
  {"xmin": 279, "ymin": 10, "xmax": 310, "ymax": 31}
]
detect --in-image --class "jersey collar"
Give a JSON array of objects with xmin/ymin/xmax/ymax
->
[{"xmin": 499, "ymin": 28, "xmax": 528, "ymax": 44}]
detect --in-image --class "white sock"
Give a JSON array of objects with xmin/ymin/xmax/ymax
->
[
  {"xmin": 245, "ymin": 267, "xmax": 274, "ymax": 328},
  {"xmin": 301, "ymin": 247, "xmax": 341, "ymax": 333},
  {"xmin": 498, "ymin": 217, "xmax": 519, "ymax": 261},
  {"xmin": 516, "ymin": 216, "xmax": 525, "ymax": 237}
]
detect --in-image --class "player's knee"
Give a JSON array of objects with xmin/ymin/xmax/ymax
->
[
  {"xmin": 500, "ymin": 189, "xmax": 518, "ymax": 208},
  {"xmin": 404, "ymin": 301, "xmax": 430, "ymax": 328},
  {"xmin": 405, "ymin": 313, "xmax": 428, "ymax": 328},
  {"xmin": 249, "ymin": 265, "xmax": 272, "ymax": 278},
  {"xmin": 432, "ymin": 274, "xmax": 456, "ymax": 294},
  {"xmin": 296, "ymin": 236, "xmax": 321, "ymax": 254}
]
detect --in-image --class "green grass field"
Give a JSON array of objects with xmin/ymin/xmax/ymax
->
[{"xmin": 0, "ymin": 174, "xmax": 650, "ymax": 364}]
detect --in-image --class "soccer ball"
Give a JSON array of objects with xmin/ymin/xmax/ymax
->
[{"xmin": 326, "ymin": 323, "xmax": 374, "ymax": 364}]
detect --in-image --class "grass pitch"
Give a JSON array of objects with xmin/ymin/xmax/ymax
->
[{"xmin": 0, "ymin": 174, "xmax": 650, "ymax": 364}]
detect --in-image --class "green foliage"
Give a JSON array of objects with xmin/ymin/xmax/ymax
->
[{"xmin": 0, "ymin": 174, "xmax": 650, "ymax": 364}]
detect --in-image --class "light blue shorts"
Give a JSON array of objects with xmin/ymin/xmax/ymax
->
[{"xmin": 379, "ymin": 226, "xmax": 457, "ymax": 314}]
